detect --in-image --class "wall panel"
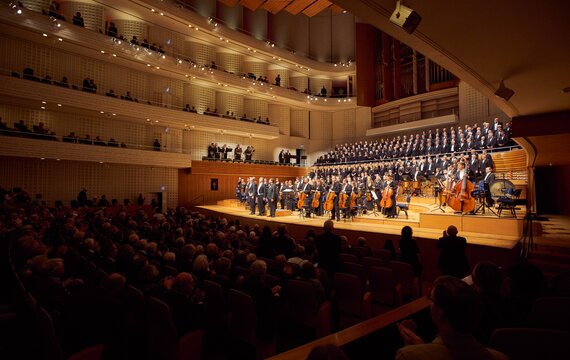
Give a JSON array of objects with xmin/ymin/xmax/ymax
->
[
  {"xmin": 0, "ymin": 157, "xmax": 178, "ymax": 207},
  {"xmin": 178, "ymin": 161, "xmax": 307, "ymax": 205}
]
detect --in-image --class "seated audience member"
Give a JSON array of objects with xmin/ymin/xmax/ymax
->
[
  {"xmin": 82, "ymin": 77, "xmax": 91, "ymax": 92},
  {"xmin": 108, "ymin": 138, "xmax": 119, "ymax": 147},
  {"xmin": 73, "ymin": 12, "xmax": 85, "ymax": 27},
  {"xmin": 124, "ymin": 91, "xmax": 133, "ymax": 101},
  {"xmin": 189, "ymin": 106, "xmax": 197, "ymax": 113},
  {"xmin": 130, "ymin": 35, "xmax": 139, "ymax": 45},
  {"xmin": 159, "ymin": 272, "xmax": 205, "ymax": 335},
  {"xmin": 107, "ymin": 22, "xmax": 118, "ymax": 38},
  {"xmin": 399, "ymin": 226, "xmax": 422, "ymax": 277},
  {"xmin": 240, "ymin": 260, "xmax": 281, "ymax": 343},
  {"xmin": 153, "ymin": 139, "xmax": 161, "ymax": 151},
  {"xmin": 56, "ymin": 76, "xmax": 70, "ymax": 88},
  {"xmin": 41, "ymin": 75, "xmax": 52, "ymax": 84},
  {"xmin": 106, "ymin": 89, "xmax": 118, "ymax": 97},
  {"xmin": 94, "ymin": 136, "xmax": 106, "ymax": 146},
  {"xmin": 396, "ymin": 276, "xmax": 508, "ymax": 360},
  {"xmin": 470, "ymin": 262, "xmax": 507, "ymax": 344},
  {"xmin": 183, "ymin": 104, "xmax": 190, "ymax": 112},
  {"xmin": 80, "ymin": 134, "xmax": 93, "ymax": 145}
]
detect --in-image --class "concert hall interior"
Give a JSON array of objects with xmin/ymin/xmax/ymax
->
[{"xmin": 1, "ymin": 0, "xmax": 570, "ymax": 359}]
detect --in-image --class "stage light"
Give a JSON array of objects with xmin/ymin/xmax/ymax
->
[{"xmin": 390, "ymin": 1, "xmax": 422, "ymax": 34}]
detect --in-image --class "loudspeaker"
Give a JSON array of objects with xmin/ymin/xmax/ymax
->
[
  {"xmin": 494, "ymin": 81, "xmax": 515, "ymax": 101},
  {"xmin": 390, "ymin": 3, "xmax": 422, "ymax": 34}
]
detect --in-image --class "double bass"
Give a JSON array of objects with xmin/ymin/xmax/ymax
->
[
  {"xmin": 447, "ymin": 170, "xmax": 475, "ymax": 213},
  {"xmin": 339, "ymin": 193, "xmax": 348, "ymax": 209}
]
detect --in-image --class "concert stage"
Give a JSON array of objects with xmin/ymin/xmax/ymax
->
[{"xmin": 199, "ymin": 196, "xmax": 524, "ymax": 250}]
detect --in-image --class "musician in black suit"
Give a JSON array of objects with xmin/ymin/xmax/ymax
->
[
  {"xmin": 330, "ymin": 176, "xmax": 342, "ymax": 221},
  {"xmin": 479, "ymin": 150, "xmax": 494, "ymax": 174},
  {"xmin": 301, "ymin": 177, "xmax": 313, "ymax": 218},
  {"xmin": 267, "ymin": 178, "xmax": 277, "ymax": 217},
  {"xmin": 492, "ymin": 117, "xmax": 503, "ymax": 132},
  {"xmin": 234, "ymin": 144, "xmax": 242, "ymax": 161},
  {"xmin": 382, "ymin": 174, "xmax": 397, "ymax": 218},
  {"xmin": 481, "ymin": 166, "xmax": 496, "ymax": 206},
  {"xmin": 340, "ymin": 178, "xmax": 352, "ymax": 218},
  {"xmin": 257, "ymin": 177, "xmax": 267, "ymax": 216},
  {"xmin": 248, "ymin": 177, "xmax": 257, "ymax": 215}
]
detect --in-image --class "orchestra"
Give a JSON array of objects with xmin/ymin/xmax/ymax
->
[{"xmin": 237, "ymin": 150, "xmax": 509, "ymax": 220}]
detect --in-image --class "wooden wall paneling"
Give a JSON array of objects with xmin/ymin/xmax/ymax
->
[{"xmin": 178, "ymin": 161, "xmax": 308, "ymax": 205}]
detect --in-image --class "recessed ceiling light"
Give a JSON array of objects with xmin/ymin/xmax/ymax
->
[
  {"xmin": 99, "ymin": 161, "xmax": 104, "ymax": 164},
  {"xmin": 40, "ymin": 106, "xmax": 46, "ymax": 109},
  {"xmin": 100, "ymin": 111, "xmax": 105, "ymax": 114},
  {"xmin": 42, "ymin": 101, "xmax": 46, "ymax": 104},
  {"xmin": 57, "ymin": 104, "xmax": 62, "ymax": 107},
  {"xmin": 56, "ymin": 158, "xmax": 60, "ymax": 161},
  {"xmin": 101, "ymin": 50, "xmax": 105, "ymax": 53},
  {"xmin": 58, "ymin": 38, "xmax": 63, "ymax": 42},
  {"xmin": 112, "ymin": 113, "xmax": 116, "ymax": 116},
  {"xmin": 42, "ymin": 33, "xmax": 47, "ymax": 37},
  {"xmin": 112, "ymin": 54, "xmax": 117, "ymax": 57},
  {"xmin": 40, "ymin": 157, "xmax": 45, "ymax": 160}
]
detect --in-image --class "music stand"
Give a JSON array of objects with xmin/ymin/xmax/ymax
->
[
  {"xmin": 473, "ymin": 182, "xmax": 497, "ymax": 216},
  {"xmin": 429, "ymin": 175, "xmax": 445, "ymax": 212}
]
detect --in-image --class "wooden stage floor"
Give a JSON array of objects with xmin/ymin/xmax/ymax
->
[{"xmin": 198, "ymin": 197, "xmax": 525, "ymax": 250}]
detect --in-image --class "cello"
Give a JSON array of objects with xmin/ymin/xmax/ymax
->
[
  {"xmin": 447, "ymin": 168, "xmax": 475, "ymax": 213},
  {"xmin": 380, "ymin": 185, "xmax": 394, "ymax": 209},
  {"xmin": 324, "ymin": 191, "xmax": 335, "ymax": 211},
  {"xmin": 338, "ymin": 193, "xmax": 348, "ymax": 209},
  {"xmin": 297, "ymin": 192, "xmax": 307, "ymax": 209},
  {"xmin": 312, "ymin": 190, "xmax": 321, "ymax": 209}
]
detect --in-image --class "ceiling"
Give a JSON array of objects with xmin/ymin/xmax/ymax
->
[
  {"xmin": 332, "ymin": 0, "xmax": 570, "ymax": 119},
  {"xmin": 218, "ymin": 0, "xmax": 345, "ymax": 17}
]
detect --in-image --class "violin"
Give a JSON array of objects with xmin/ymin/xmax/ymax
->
[{"xmin": 312, "ymin": 190, "xmax": 321, "ymax": 208}]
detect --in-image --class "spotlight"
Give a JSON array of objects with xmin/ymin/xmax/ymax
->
[
  {"xmin": 494, "ymin": 80, "xmax": 515, "ymax": 101},
  {"xmin": 390, "ymin": 1, "xmax": 422, "ymax": 34}
]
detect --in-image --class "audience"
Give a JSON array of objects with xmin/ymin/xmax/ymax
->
[{"xmin": 0, "ymin": 187, "xmax": 562, "ymax": 359}]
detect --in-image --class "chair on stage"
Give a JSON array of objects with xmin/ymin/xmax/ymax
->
[
  {"xmin": 497, "ymin": 188, "xmax": 522, "ymax": 217},
  {"xmin": 396, "ymin": 195, "xmax": 412, "ymax": 219}
]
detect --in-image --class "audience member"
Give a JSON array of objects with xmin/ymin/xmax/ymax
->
[
  {"xmin": 396, "ymin": 276, "xmax": 508, "ymax": 360},
  {"xmin": 436, "ymin": 225, "xmax": 470, "ymax": 278}
]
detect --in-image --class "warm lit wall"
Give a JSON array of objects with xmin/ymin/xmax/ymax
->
[
  {"xmin": 458, "ymin": 81, "xmax": 509, "ymax": 126},
  {"xmin": 178, "ymin": 161, "xmax": 308, "ymax": 206},
  {"xmin": 0, "ymin": 157, "xmax": 178, "ymax": 207}
]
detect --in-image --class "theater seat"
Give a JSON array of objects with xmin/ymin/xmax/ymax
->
[
  {"xmin": 527, "ymin": 297, "xmax": 570, "ymax": 332},
  {"xmin": 389, "ymin": 261, "xmax": 420, "ymax": 300},
  {"xmin": 369, "ymin": 266, "xmax": 401, "ymax": 315},
  {"xmin": 489, "ymin": 328, "xmax": 570, "ymax": 360},
  {"xmin": 147, "ymin": 297, "xmax": 203, "ymax": 360},
  {"xmin": 286, "ymin": 279, "xmax": 331, "ymax": 338},
  {"xmin": 333, "ymin": 273, "xmax": 372, "ymax": 329}
]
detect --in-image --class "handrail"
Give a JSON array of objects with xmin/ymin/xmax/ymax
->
[
  {"xmin": 0, "ymin": 127, "xmax": 190, "ymax": 154},
  {"xmin": 268, "ymin": 297, "xmax": 431, "ymax": 360}
]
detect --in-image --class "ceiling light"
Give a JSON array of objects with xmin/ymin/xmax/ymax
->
[
  {"xmin": 101, "ymin": 50, "xmax": 105, "ymax": 53},
  {"xmin": 112, "ymin": 54, "xmax": 117, "ymax": 57},
  {"xmin": 40, "ymin": 106, "xmax": 46, "ymax": 109},
  {"xmin": 42, "ymin": 101, "xmax": 46, "ymax": 104},
  {"xmin": 40, "ymin": 157, "xmax": 45, "ymax": 160},
  {"xmin": 56, "ymin": 158, "xmax": 60, "ymax": 161},
  {"xmin": 57, "ymin": 104, "xmax": 62, "ymax": 107},
  {"xmin": 100, "ymin": 111, "xmax": 105, "ymax": 114},
  {"xmin": 42, "ymin": 33, "xmax": 47, "ymax": 37},
  {"xmin": 112, "ymin": 113, "xmax": 116, "ymax": 116},
  {"xmin": 58, "ymin": 38, "xmax": 63, "ymax": 42}
]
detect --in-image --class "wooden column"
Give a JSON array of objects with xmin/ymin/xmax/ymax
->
[
  {"xmin": 355, "ymin": 23, "xmax": 376, "ymax": 107},
  {"xmin": 381, "ymin": 32, "xmax": 394, "ymax": 102},
  {"xmin": 393, "ymin": 39, "xmax": 401, "ymax": 100}
]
